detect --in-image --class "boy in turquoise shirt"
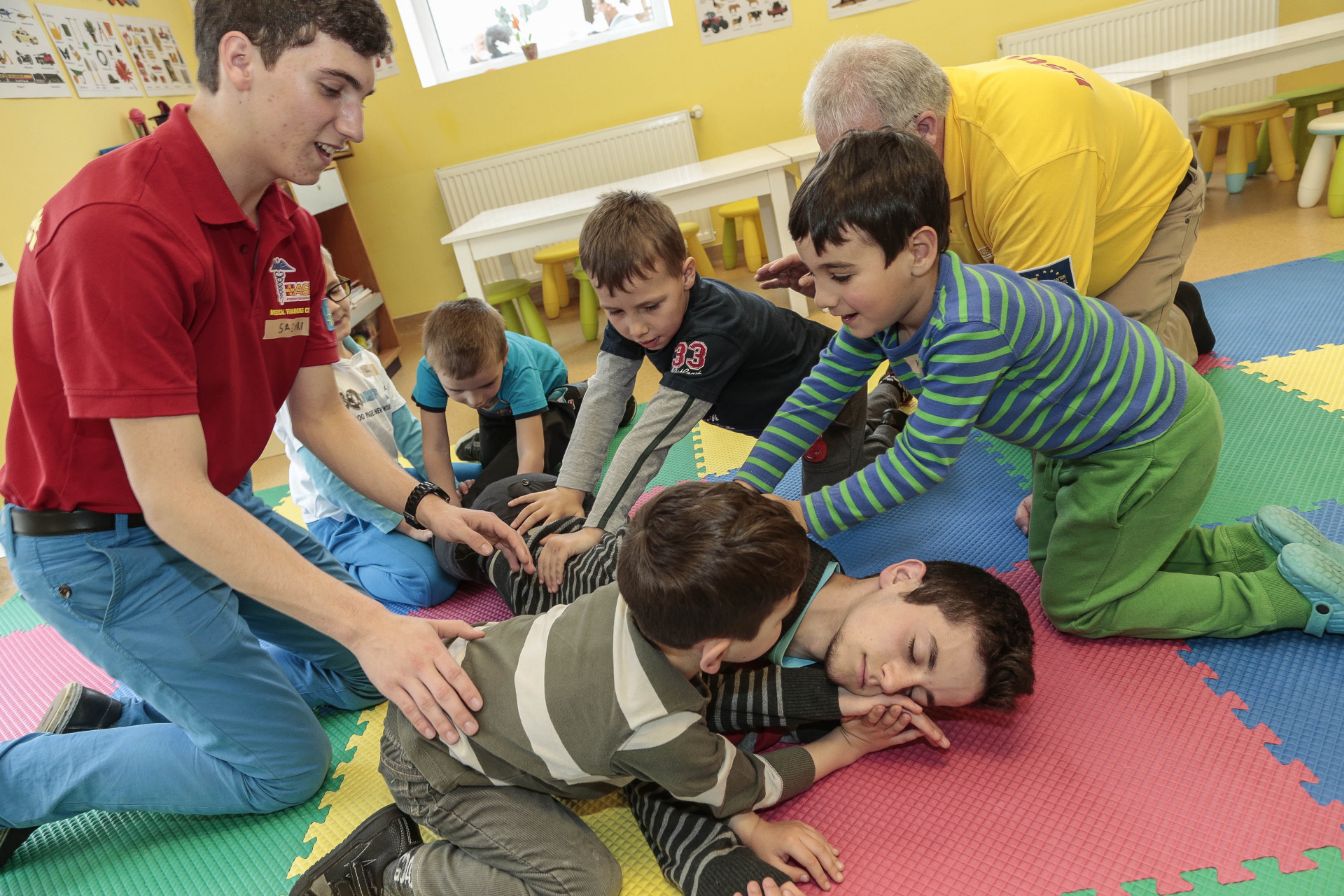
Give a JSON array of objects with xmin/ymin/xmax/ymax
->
[
  {"xmin": 413, "ymin": 298, "xmax": 575, "ymax": 506},
  {"xmin": 739, "ymin": 129, "xmax": 1344, "ymax": 640}
]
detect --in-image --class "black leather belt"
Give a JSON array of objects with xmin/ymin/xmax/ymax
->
[
  {"xmin": 1173, "ymin": 159, "xmax": 1198, "ymax": 202},
  {"xmin": 8, "ymin": 507, "xmax": 147, "ymax": 536}
]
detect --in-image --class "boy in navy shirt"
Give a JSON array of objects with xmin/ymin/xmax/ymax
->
[{"xmin": 509, "ymin": 191, "xmax": 860, "ymax": 590}]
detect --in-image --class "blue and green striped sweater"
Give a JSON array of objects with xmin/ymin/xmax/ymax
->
[{"xmin": 738, "ymin": 251, "xmax": 1188, "ymax": 539}]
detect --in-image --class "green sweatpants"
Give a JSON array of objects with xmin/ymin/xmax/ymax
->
[{"xmin": 1028, "ymin": 371, "xmax": 1309, "ymax": 639}]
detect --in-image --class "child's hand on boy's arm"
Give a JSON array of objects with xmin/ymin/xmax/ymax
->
[
  {"xmin": 537, "ymin": 526, "xmax": 606, "ymax": 592},
  {"xmin": 755, "ymin": 254, "xmax": 816, "ymax": 298},
  {"xmin": 837, "ymin": 690, "xmax": 950, "ymax": 749},
  {"xmin": 729, "ymin": 812, "xmax": 844, "ymax": 892},
  {"xmin": 733, "ymin": 879, "xmax": 806, "ymax": 896},
  {"xmin": 508, "ymin": 487, "xmax": 588, "ymax": 534},
  {"xmin": 395, "ymin": 519, "xmax": 434, "ymax": 542}
]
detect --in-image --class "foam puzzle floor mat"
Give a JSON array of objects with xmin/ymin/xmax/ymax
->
[{"xmin": 3, "ymin": 254, "xmax": 1344, "ymax": 895}]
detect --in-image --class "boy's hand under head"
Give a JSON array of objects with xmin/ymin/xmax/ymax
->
[
  {"xmin": 729, "ymin": 812, "xmax": 844, "ymax": 894},
  {"xmin": 838, "ymin": 689, "xmax": 950, "ymax": 749}
]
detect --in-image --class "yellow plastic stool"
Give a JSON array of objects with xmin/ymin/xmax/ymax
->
[
  {"xmin": 532, "ymin": 240, "xmax": 579, "ymax": 319},
  {"xmin": 1197, "ymin": 99, "xmax": 1294, "ymax": 194},
  {"xmin": 716, "ymin": 199, "xmax": 764, "ymax": 271},
  {"xmin": 679, "ymin": 220, "xmax": 714, "ymax": 275},
  {"xmin": 457, "ymin": 279, "xmax": 551, "ymax": 346},
  {"xmin": 1256, "ymin": 83, "xmax": 1344, "ymax": 172},
  {"xmin": 573, "ymin": 262, "xmax": 600, "ymax": 342}
]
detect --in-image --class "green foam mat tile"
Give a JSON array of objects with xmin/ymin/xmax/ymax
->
[
  {"xmin": 1, "ymin": 709, "xmax": 366, "ymax": 896},
  {"xmin": 0, "ymin": 593, "xmax": 44, "ymax": 634},
  {"xmin": 1196, "ymin": 366, "xmax": 1344, "ymax": 525},
  {"xmin": 1108, "ymin": 847, "xmax": 1344, "ymax": 895}
]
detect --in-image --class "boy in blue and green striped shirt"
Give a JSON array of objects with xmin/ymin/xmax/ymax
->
[{"xmin": 739, "ymin": 129, "xmax": 1344, "ymax": 641}]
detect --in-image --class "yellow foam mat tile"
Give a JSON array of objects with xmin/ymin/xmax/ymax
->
[
  {"xmin": 1240, "ymin": 343, "xmax": 1344, "ymax": 414},
  {"xmin": 290, "ymin": 704, "xmax": 676, "ymax": 895},
  {"xmin": 273, "ymin": 494, "xmax": 307, "ymax": 527},
  {"xmin": 693, "ymin": 421, "xmax": 757, "ymax": 478}
]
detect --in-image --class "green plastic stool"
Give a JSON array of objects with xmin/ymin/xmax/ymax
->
[
  {"xmin": 574, "ymin": 262, "xmax": 599, "ymax": 342},
  {"xmin": 458, "ymin": 278, "xmax": 551, "ymax": 346},
  {"xmin": 1255, "ymin": 83, "xmax": 1344, "ymax": 174}
]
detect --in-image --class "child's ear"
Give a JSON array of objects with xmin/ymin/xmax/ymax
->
[
  {"xmin": 697, "ymin": 638, "xmax": 733, "ymax": 675},
  {"xmin": 907, "ymin": 226, "xmax": 940, "ymax": 276},
  {"xmin": 680, "ymin": 256, "xmax": 697, "ymax": 288}
]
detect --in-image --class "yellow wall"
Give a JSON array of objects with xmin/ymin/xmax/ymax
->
[{"xmin": 0, "ymin": 0, "xmax": 1341, "ymax": 465}]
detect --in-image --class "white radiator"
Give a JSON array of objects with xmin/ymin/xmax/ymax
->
[
  {"xmin": 997, "ymin": 0, "xmax": 1279, "ymax": 121},
  {"xmin": 436, "ymin": 111, "xmax": 709, "ymax": 285}
]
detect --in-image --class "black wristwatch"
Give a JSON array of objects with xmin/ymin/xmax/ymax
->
[{"xmin": 403, "ymin": 481, "xmax": 450, "ymax": 530}]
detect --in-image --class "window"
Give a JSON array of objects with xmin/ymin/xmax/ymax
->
[{"xmin": 394, "ymin": 0, "xmax": 672, "ymax": 86}]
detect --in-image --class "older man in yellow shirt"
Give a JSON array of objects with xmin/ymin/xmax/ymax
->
[{"xmin": 761, "ymin": 36, "xmax": 1213, "ymax": 364}]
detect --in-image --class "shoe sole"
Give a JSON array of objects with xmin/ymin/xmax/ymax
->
[
  {"xmin": 289, "ymin": 805, "xmax": 421, "ymax": 896},
  {"xmin": 1278, "ymin": 543, "xmax": 1344, "ymax": 636},
  {"xmin": 1255, "ymin": 506, "xmax": 1343, "ymax": 562}
]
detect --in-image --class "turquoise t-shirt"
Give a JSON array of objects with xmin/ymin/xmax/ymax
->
[
  {"xmin": 767, "ymin": 561, "xmax": 838, "ymax": 668},
  {"xmin": 413, "ymin": 330, "xmax": 568, "ymax": 419}
]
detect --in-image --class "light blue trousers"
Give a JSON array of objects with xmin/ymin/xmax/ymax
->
[{"xmin": 0, "ymin": 477, "xmax": 382, "ymax": 827}]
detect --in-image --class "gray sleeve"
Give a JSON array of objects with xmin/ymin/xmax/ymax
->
[
  {"xmin": 585, "ymin": 385, "xmax": 713, "ymax": 532},
  {"xmin": 555, "ymin": 351, "xmax": 642, "ymax": 495}
]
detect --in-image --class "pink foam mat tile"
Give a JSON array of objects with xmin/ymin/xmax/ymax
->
[
  {"xmin": 0, "ymin": 625, "xmax": 116, "ymax": 740},
  {"xmin": 764, "ymin": 561, "xmax": 1344, "ymax": 896},
  {"xmin": 409, "ymin": 581, "xmax": 511, "ymax": 625},
  {"xmin": 1194, "ymin": 354, "xmax": 1236, "ymax": 375}
]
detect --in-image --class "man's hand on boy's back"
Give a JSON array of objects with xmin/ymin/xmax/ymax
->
[
  {"xmin": 730, "ymin": 812, "xmax": 844, "ymax": 894},
  {"xmin": 537, "ymin": 526, "xmax": 606, "ymax": 592},
  {"xmin": 755, "ymin": 254, "xmax": 816, "ymax": 298},
  {"xmin": 508, "ymin": 486, "xmax": 589, "ymax": 534},
  {"xmin": 418, "ymin": 497, "xmax": 535, "ymax": 573}
]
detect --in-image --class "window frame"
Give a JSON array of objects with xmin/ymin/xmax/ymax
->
[{"xmin": 393, "ymin": 0, "xmax": 673, "ymax": 87}]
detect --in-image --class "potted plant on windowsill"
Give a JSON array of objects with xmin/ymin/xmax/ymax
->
[{"xmin": 498, "ymin": 4, "xmax": 537, "ymax": 60}]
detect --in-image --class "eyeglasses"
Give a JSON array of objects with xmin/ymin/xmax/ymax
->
[{"xmin": 325, "ymin": 276, "xmax": 353, "ymax": 302}]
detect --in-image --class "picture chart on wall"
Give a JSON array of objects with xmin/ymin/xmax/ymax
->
[
  {"xmin": 116, "ymin": 16, "xmax": 191, "ymax": 95},
  {"xmin": 696, "ymin": 0, "xmax": 791, "ymax": 44},
  {"xmin": 37, "ymin": 3, "xmax": 138, "ymax": 97},
  {"xmin": 0, "ymin": 0, "xmax": 70, "ymax": 98},
  {"xmin": 827, "ymin": 0, "xmax": 913, "ymax": 20}
]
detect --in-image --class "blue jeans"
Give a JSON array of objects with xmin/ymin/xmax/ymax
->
[
  {"xmin": 0, "ymin": 477, "xmax": 382, "ymax": 827},
  {"xmin": 308, "ymin": 514, "xmax": 459, "ymax": 609}
]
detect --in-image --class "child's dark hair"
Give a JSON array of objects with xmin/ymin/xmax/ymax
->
[
  {"xmin": 422, "ymin": 299, "xmax": 507, "ymax": 381},
  {"xmin": 618, "ymin": 482, "xmax": 808, "ymax": 649},
  {"xmin": 904, "ymin": 561, "xmax": 1034, "ymax": 710},
  {"xmin": 580, "ymin": 191, "xmax": 689, "ymax": 293},
  {"xmin": 788, "ymin": 128, "xmax": 950, "ymax": 264},
  {"xmin": 195, "ymin": 0, "xmax": 393, "ymax": 93}
]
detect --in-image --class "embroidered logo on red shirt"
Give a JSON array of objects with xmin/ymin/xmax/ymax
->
[
  {"xmin": 671, "ymin": 340, "xmax": 708, "ymax": 374},
  {"xmin": 270, "ymin": 257, "xmax": 311, "ymax": 304}
]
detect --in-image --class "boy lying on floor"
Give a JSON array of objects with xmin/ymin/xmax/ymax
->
[
  {"xmin": 293, "ymin": 482, "xmax": 946, "ymax": 896},
  {"xmin": 430, "ymin": 473, "xmax": 1035, "ymax": 896}
]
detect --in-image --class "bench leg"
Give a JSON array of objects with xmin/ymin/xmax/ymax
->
[
  {"xmin": 721, "ymin": 217, "xmax": 739, "ymax": 270},
  {"xmin": 540, "ymin": 263, "xmax": 562, "ymax": 318},
  {"xmin": 1196, "ymin": 125, "xmax": 1219, "ymax": 182},
  {"xmin": 1224, "ymin": 124, "xmax": 1250, "ymax": 193},
  {"xmin": 1329, "ymin": 138, "xmax": 1344, "ymax": 218}
]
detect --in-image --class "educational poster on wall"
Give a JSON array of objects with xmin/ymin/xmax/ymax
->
[
  {"xmin": 36, "ymin": 4, "xmax": 140, "ymax": 98},
  {"xmin": 0, "ymin": 1, "xmax": 71, "ymax": 98},
  {"xmin": 0, "ymin": 248, "xmax": 15, "ymax": 287},
  {"xmin": 828, "ymin": 0, "xmax": 913, "ymax": 20},
  {"xmin": 116, "ymin": 16, "xmax": 192, "ymax": 96},
  {"xmin": 373, "ymin": 49, "xmax": 398, "ymax": 80},
  {"xmin": 697, "ymin": 0, "xmax": 791, "ymax": 45}
]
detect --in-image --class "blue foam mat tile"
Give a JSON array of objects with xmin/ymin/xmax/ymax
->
[
  {"xmin": 1181, "ymin": 500, "xmax": 1344, "ymax": 809},
  {"xmin": 771, "ymin": 431, "xmax": 1032, "ymax": 577},
  {"xmin": 1200, "ymin": 257, "xmax": 1344, "ymax": 363}
]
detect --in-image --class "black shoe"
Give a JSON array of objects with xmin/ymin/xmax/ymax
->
[
  {"xmin": 862, "ymin": 408, "xmax": 909, "ymax": 463},
  {"xmin": 866, "ymin": 374, "xmax": 914, "ymax": 425},
  {"xmin": 289, "ymin": 805, "xmax": 423, "ymax": 896},
  {"xmin": 561, "ymin": 381, "xmax": 588, "ymax": 415},
  {"xmin": 454, "ymin": 428, "xmax": 481, "ymax": 463},
  {"xmin": 1174, "ymin": 281, "xmax": 1216, "ymax": 355},
  {"xmin": 0, "ymin": 684, "xmax": 123, "ymax": 869}
]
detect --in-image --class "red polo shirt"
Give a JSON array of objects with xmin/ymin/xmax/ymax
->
[{"xmin": 1, "ymin": 106, "xmax": 337, "ymax": 513}]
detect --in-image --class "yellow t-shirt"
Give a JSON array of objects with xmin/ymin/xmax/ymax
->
[{"xmin": 942, "ymin": 55, "xmax": 1192, "ymax": 296}]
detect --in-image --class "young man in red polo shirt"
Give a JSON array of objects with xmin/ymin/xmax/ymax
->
[{"xmin": 0, "ymin": 0, "xmax": 531, "ymax": 868}]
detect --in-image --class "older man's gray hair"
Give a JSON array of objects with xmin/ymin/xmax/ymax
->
[{"xmin": 803, "ymin": 36, "xmax": 951, "ymax": 149}]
